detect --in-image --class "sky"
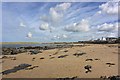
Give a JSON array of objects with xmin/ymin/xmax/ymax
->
[{"xmin": 2, "ymin": 1, "xmax": 119, "ymax": 42}]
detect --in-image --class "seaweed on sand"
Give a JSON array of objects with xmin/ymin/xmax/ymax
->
[
  {"xmin": 25, "ymin": 66, "xmax": 39, "ymax": 70},
  {"xmin": 1, "ymin": 63, "xmax": 31, "ymax": 75},
  {"xmin": 73, "ymin": 52, "xmax": 86, "ymax": 57}
]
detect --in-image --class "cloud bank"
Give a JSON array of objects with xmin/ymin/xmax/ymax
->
[
  {"xmin": 98, "ymin": 2, "xmax": 118, "ymax": 15},
  {"xmin": 64, "ymin": 19, "xmax": 90, "ymax": 32}
]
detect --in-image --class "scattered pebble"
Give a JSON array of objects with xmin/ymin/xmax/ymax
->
[
  {"xmin": 40, "ymin": 57, "xmax": 44, "ymax": 59},
  {"xmin": 32, "ymin": 58, "xmax": 35, "ymax": 61},
  {"xmin": 85, "ymin": 59, "xmax": 93, "ymax": 61},
  {"xmin": 106, "ymin": 62, "xmax": 115, "ymax": 67},
  {"xmin": 64, "ymin": 50, "xmax": 68, "ymax": 52},
  {"xmin": 94, "ymin": 58, "xmax": 100, "ymax": 60},
  {"xmin": 11, "ymin": 57, "xmax": 16, "ymax": 60},
  {"xmin": 49, "ymin": 55, "xmax": 52, "ymax": 56},
  {"xmin": 58, "ymin": 55, "xmax": 68, "ymax": 58}
]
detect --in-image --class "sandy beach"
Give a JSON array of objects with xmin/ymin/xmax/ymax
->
[{"xmin": 1, "ymin": 44, "xmax": 118, "ymax": 78}]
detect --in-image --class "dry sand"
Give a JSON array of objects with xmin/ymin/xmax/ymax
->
[{"xmin": 1, "ymin": 44, "xmax": 118, "ymax": 78}]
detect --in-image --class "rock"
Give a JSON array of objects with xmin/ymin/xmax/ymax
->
[
  {"xmin": 84, "ymin": 65, "xmax": 92, "ymax": 73},
  {"xmin": 94, "ymin": 58, "xmax": 100, "ymax": 60},
  {"xmin": 58, "ymin": 55, "xmax": 68, "ymax": 58},
  {"xmin": 30, "ymin": 50, "xmax": 42, "ymax": 55},
  {"xmin": 64, "ymin": 50, "xmax": 68, "ymax": 52},
  {"xmin": 32, "ymin": 57, "xmax": 35, "ymax": 61},
  {"xmin": 109, "ymin": 75, "xmax": 120, "ymax": 80},
  {"xmin": 2, "ymin": 47, "xmax": 27, "ymax": 55},
  {"xmin": 11, "ymin": 57, "xmax": 16, "ymax": 60},
  {"xmin": 2, "ymin": 56, "xmax": 8, "ymax": 59},
  {"xmin": 11, "ymin": 50, "xmax": 18, "ymax": 55},
  {"xmin": 106, "ymin": 62, "xmax": 115, "ymax": 67},
  {"xmin": 40, "ymin": 57, "xmax": 44, "ymax": 59},
  {"xmin": 73, "ymin": 52, "xmax": 86, "ymax": 57},
  {"xmin": 85, "ymin": 59, "xmax": 93, "ymax": 61},
  {"xmin": 2, "ymin": 63, "xmax": 31, "ymax": 75}
]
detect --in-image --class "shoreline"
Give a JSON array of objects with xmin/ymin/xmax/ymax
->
[{"xmin": 0, "ymin": 42, "xmax": 41, "ymax": 44}]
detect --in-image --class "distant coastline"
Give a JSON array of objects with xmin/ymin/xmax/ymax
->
[
  {"xmin": 0, "ymin": 42, "xmax": 79, "ymax": 44},
  {"xmin": 0, "ymin": 42, "xmax": 41, "ymax": 44}
]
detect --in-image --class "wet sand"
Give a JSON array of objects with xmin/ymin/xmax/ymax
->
[{"xmin": 1, "ymin": 44, "xmax": 118, "ymax": 78}]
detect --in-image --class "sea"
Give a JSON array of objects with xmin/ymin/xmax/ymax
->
[{"xmin": 0, "ymin": 43, "xmax": 68, "ymax": 48}]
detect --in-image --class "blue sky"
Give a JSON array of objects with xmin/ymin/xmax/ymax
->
[{"xmin": 2, "ymin": 2, "xmax": 119, "ymax": 42}]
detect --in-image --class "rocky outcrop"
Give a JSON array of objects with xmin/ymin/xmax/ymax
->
[{"xmin": 2, "ymin": 47, "xmax": 27, "ymax": 55}]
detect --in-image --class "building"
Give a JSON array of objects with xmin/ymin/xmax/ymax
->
[
  {"xmin": 106, "ymin": 37, "xmax": 117, "ymax": 43},
  {"xmin": 101, "ymin": 37, "xmax": 106, "ymax": 41}
]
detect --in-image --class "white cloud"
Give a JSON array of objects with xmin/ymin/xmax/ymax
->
[
  {"xmin": 53, "ymin": 35, "xmax": 60, "ymax": 39},
  {"xmin": 62, "ymin": 34, "xmax": 68, "ymax": 38},
  {"xmin": 49, "ymin": 3, "xmax": 71, "ymax": 22},
  {"xmin": 39, "ymin": 22, "xmax": 50, "ymax": 30},
  {"xmin": 98, "ymin": 22, "xmax": 118, "ymax": 32},
  {"xmin": 53, "ymin": 34, "xmax": 68, "ymax": 40},
  {"xmin": 26, "ymin": 32, "xmax": 32, "ymax": 38},
  {"xmin": 20, "ymin": 22, "xmax": 26, "ymax": 27},
  {"xmin": 49, "ymin": 8, "xmax": 63, "ymax": 22},
  {"xmin": 39, "ymin": 3, "xmax": 71, "ymax": 30},
  {"xmin": 55, "ymin": 3, "xmax": 71, "ymax": 11},
  {"xmin": 64, "ymin": 19, "xmax": 90, "ymax": 32},
  {"xmin": 98, "ymin": 2, "xmax": 118, "ymax": 15},
  {"xmin": 39, "ymin": 2, "xmax": 72, "ymax": 35},
  {"xmin": 40, "ymin": 15, "xmax": 50, "ymax": 22},
  {"xmin": 97, "ymin": 11, "xmax": 102, "ymax": 14},
  {"xmin": 107, "ymin": 32, "xmax": 117, "ymax": 37}
]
